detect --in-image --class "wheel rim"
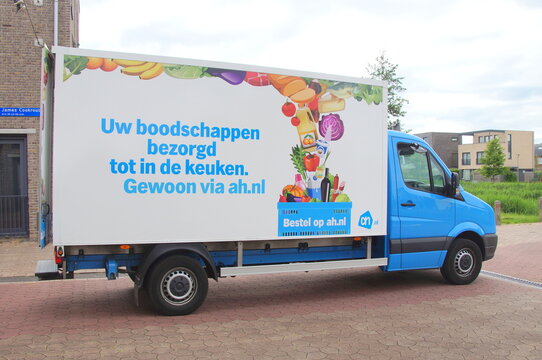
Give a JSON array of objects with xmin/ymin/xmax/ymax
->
[
  {"xmin": 454, "ymin": 248, "xmax": 475, "ymax": 277},
  {"xmin": 161, "ymin": 267, "xmax": 197, "ymax": 306}
]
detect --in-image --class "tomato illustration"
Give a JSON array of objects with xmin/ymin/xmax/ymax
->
[{"xmin": 282, "ymin": 101, "xmax": 296, "ymax": 117}]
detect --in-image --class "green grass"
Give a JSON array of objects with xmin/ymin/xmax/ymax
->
[
  {"xmin": 500, "ymin": 213, "xmax": 540, "ymax": 224},
  {"xmin": 461, "ymin": 182, "xmax": 542, "ymax": 224}
]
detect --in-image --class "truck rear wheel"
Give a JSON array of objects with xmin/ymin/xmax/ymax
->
[
  {"xmin": 146, "ymin": 255, "xmax": 208, "ymax": 315},
  {"xmin": 440, "ymin": 238, "xmax": 482, "ymax": 285}
]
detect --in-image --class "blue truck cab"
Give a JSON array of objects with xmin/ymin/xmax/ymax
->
[{"xmin": 385, "ymin": 131, "xmax": 497, "ymax": 283}]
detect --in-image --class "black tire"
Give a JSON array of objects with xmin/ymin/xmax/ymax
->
[
  {"xmin": 146, "ymin": 255, "xmax": 208, "ymax": 315},
  {"xmin": 441, "ymin": 238, "xmax": 482, "ymax": 285}
]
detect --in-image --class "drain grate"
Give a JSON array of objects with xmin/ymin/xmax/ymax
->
[{"xmin": 481, "ymin": 270, "xmax": 542, "ymax": 289}]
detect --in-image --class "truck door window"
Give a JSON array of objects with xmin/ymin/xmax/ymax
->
[
  {"xmin": 398, "ymin": 143, "xmax": 431, "ymax": 192},
  {"xmin": 397, "ymin": 143, "xmax": 447, "ymax": 195}
]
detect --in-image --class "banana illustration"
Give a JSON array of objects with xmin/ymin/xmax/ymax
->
[
  {"xmin": 121, "ymin": 62, "xmax": 157, "ymax": 76},
  {"xmin": 139, "ymin": 63, "xmax": 163, "ymax": 80},
  {"xmin": 113, "ymin": 59, "xmax": 147, "ymax": 67}
]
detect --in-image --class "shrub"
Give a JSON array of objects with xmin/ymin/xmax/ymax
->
[{"xmin": 502, "ymin": 168, "xmax": 517, "ymax": 182}]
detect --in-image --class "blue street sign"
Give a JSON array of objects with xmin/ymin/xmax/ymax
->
[{"xmin": 0, "ymin": 107, "xmax": 41, "ymax": 117}]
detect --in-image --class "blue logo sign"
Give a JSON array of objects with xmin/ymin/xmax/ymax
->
[{"xmin": 358, "ymin": 211, "xmax": 373, "ymax": 229}]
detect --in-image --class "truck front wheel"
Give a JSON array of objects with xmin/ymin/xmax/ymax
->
[
  {"xmin": 440, "ymin": 238, "xmax": 482, "ymax": 285},
  {"xmin": 146, "ymin": 255, "xmax": 208, "ymax": 315}
]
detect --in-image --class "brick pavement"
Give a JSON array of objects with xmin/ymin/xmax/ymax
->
[
  {"xmin": 0, "ymin": 268, "xmax": 541, "ymax": 359},
  {"xmin": 483, "ymin": 223, "xmax": 542, "ymax": 282},
  {"xmin": 0, "ymin": 223, "xmax": 541, "ymax": 359}
]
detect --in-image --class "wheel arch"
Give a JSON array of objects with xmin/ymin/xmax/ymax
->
[
  {"xmin": 454, "ymin": 231, "xmax": 485, "ymax": 260},
  {"xmin": 446, "ymin": 222, "xmax": 487, "ymax": 260},
  {"xmin": 137, "ymin": 243, "xmax": 218, "ymax": 289}
]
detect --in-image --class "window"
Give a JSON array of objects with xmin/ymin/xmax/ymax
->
[
  {"xmin": 484, "ymin": 135, "xmax": 491, "ymax": 142},
  {"xmin": 462, "ymin": 152, "xmax": 471, "ymax": 165},
  {"xmin": 461, "ymin": 169, "xmax": 472, "ymax": 181},
  {"xmin": 478, "ymin": 136, "xmax": 483, "ymax": 143},
  {"xmin": 397, "ymin": 143, "xmax": 449, "ymax": 196},
  {"xmin": 476, "ymin": 151, "xmax": 484, "ymax": 165},
  {"xmin": 0, "ymin": 136, "xmax": 28, "ymax": 235},
  {"xmin": 494, "ymin": 135, "xmax": 499, "ymax": 141}
]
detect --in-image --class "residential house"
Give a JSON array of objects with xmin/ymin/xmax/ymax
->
[{"xmin": 458, "ymin": 130, "xmax": 534, "ymax": 181}]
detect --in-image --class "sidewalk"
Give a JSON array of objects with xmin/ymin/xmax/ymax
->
[{"xmin": 0, "ymin": 222, "xmax": 541, "ymax": 280}]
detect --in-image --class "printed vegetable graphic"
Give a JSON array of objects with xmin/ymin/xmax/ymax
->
[
  {"xmin": 282, "ymin": 101, "xmax": 296, "ymax": 117},
  {"xmin": 282, "ymin": 185, "xmax": 305, "ymax": 198},
  {"xmin": 290, "ymin": 145, "xmax": 307, "ymax": 181},
  {"xmin": 163, "ymin": 64, "xmax": 206, "ymax": 79},
  {"xmin": 319, "ymin": 113, "xmax": 344, "ymax": 141},
  {"xmin": 63, "ymin": 55, "xmax": 88, "ymax": 81},
  {"xmin": 206, "ymin": 68, "xmax": 246, "ymax": 85},
  {"xmin": 334, "ymin": 193, "xmax": 350, "ymax": 202},
  {"xmin": 303, "ymin": 154, "xmax": 320, "ymax": 172},
  {"xmin": 328, "ymin": 82, "xmax": 356, "ymax": 99}
]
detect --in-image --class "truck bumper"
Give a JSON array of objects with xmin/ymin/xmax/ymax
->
[{"xmin": 482, "ymin": 233, "xmax": 498, "ymax": 261}]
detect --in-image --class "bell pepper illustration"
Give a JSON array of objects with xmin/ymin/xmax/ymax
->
[{"xmin": 303, "ymin": 154, "xmax": 320, "ymax": 172}]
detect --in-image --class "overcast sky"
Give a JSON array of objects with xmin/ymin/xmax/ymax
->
[{"xmin": 79, "ymin": 0, "xmax": 542, "ymax": 143}]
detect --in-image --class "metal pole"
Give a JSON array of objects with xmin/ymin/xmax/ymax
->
[
  {"xmin": 539, "ymin": 197, "xmax": 542, "ymax": 222},
  {"xmin": 494, "ymin": 200, "xmax": 501, "ymax": 225}
]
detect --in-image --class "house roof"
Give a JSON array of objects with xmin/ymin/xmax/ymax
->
[{"xmin": 461, "ymin": 130, "xmax": 506, "ymax": 136}]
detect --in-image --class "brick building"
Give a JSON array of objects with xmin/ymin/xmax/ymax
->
[
  {"xmin": 1, "ymin": 0, "xmax": 79, "ymax": 241},
  {"xmin": 413, "ymin": 132, "xmax": 460, "ymax": 169}
]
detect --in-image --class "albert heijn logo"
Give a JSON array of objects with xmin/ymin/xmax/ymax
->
[{"xmin": 358, "ymin": 211, "xmax": 373, "ymax": 229}]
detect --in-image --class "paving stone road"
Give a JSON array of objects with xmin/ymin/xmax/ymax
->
[{"xmin": 0, "ymin": 223, "xmax": 541, "ymax": 359}]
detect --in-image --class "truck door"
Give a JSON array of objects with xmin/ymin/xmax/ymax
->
[{"xmin": 393, "ymin": 140, "xmax": 456, "ymax": 269}]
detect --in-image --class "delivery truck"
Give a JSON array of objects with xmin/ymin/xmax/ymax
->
[{"xmin": 36, "ymin": 46, "xmax": 498, "ymax": 315}]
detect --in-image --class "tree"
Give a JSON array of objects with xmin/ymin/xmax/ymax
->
[
  {"xmin": 366, "ymin": 52, "xmax": 409, "ymax": 130},
  {"xmin": 479, "ymin": 138, "xmax": 506, "ymax": 182}
]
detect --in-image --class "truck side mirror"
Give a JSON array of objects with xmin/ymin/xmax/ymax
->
[{"xmin": 449, "ymin": 172, "xmax": 459, "ymax": 196}]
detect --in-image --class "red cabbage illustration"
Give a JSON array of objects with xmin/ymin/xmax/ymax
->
[{"xmin": 319, "ymin": 113, "xmax": 344, "ymax": 141}]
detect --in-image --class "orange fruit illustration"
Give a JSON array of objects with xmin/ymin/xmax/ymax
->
[
  {"xmin": 86, "ymin": 57, "xmax": 104, "ymax": 69},
  {"xmin": 100, "ymin": 59, "xmax": 118, "ymax": 72}
]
